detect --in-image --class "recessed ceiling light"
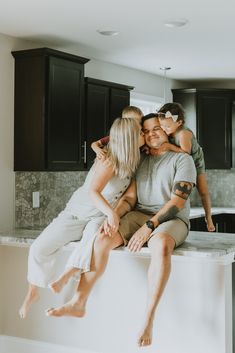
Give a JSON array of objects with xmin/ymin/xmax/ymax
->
[
  {"xmin": 164, "ymin": 19, "xmax": 188, "ymax": 28},
  {"xmin": 97, "ymin": 30, "xmax": 119, "ymax": 36}
]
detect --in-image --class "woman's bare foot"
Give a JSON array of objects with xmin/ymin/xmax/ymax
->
[
  {"xmin": 19, "ymin": 287, "xmax": 39, "ymax": 319},
  {"xmin": 137, "ymin": 321, "xmax": 153, "ymax": 347},
  {"xmin": 205, "ymin": 217, "xmax": 215, "ymax": 232},
  {"xmin": 46, "ymin": 300, "xmax": 86, "ymax": 318}
]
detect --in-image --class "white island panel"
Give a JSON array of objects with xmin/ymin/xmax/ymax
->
[{"xmin": 1, "ymin": 243, "xmax": 234, "ymax": 353}]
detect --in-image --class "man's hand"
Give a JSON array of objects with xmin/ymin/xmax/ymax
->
[{"xmin": 127, "ymin": 225, "xmax": 152, "ymax": 252}]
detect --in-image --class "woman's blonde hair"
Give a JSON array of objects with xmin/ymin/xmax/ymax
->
[{"xmin": 107, "ymin": 117, "xmax": 141, "ymax": 179}]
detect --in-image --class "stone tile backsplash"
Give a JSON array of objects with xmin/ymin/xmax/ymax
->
[
  {"xmin": 190, "ymin": 170, "xmax": 235, "ymax": 207},
  {"xmin": 15, "ymin": 169, "xmax": 235, "ymax": 228},
  {"xmin": 15, "ymin": 171, "xmax": 88, "ymax": 228}
]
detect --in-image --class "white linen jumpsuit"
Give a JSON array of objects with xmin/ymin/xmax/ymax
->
[{"xmin": 27, "ymin": 162, "xmax": 130, "ymax": 288}]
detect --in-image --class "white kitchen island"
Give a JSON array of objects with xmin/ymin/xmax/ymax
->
[{"xmin": 0, "ymin": 225, "xmax": 235, "ymax": 353}]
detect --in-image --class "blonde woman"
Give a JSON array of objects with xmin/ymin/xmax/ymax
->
[{"xmin": 19, "ymin": 118, "xmax": 144, "ymax": 319}]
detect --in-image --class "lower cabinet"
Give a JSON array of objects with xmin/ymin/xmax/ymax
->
[
  {"xmin": 190, "ymin": 214, "xmax": 235, "ymax": 233},
  {"xmin": 190, "ymin": 217, "xmax": 208, "ymax": 232}
]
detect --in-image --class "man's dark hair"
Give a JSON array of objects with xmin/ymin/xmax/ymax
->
[{"xmin": 141, "ymin": 113, "xmax": 158, "ymax": 127}]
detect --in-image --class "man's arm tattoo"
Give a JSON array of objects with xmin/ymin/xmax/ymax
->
[
  {"xmin": 173, "ymin": 181, "xmax": 193, "ymax": 200},
  {"xmin": 158, "ymin": 205, "xmax": 179, "ymax": 224}
]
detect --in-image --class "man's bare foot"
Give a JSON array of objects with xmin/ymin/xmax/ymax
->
[
  {"xmin": 137, "ymin": 321, "xmax": 153, "ymax": 347},
  {"xmin": 46, "ymin": 300, "xmax": 86, "ymax": 318},
  {"xmin": 19, "ymin": 288, "xmax": 39, "ymax": 319}
]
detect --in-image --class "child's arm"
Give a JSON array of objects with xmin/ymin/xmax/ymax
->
[
  {"xmin": 150, "ymin": 130, "xmax": 193, "ymax": 156},
  {"xmin": 91, "ymin": 136, "xmax": 109, "ymax": 160},
  {"xmin": 150, "ymin": 142, "xmax": 185, "ymax": 156},
  {"xmin": 177, "ymin": 129, "xmax": 193, "ymax": 154}
]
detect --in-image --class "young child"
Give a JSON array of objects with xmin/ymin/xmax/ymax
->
[
  {"xmin": 91, "ymin": 105, "xmax": 143, "ymax": 159},
  {"xmin": 155, "ymin": 102, "xmax": 215, "ymax": 232}
]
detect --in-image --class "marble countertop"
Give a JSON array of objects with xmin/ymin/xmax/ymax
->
[
  {"xmin": 189, "ymin": 206, "xmax": 235, "ymax": 218},
  {"xmin": 1, "ymin": 207, "xmax": 235, "ymax": 261}
]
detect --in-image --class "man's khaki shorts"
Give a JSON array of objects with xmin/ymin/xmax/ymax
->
[{"xmin": 118, "ymin": 210, "xmax": 188, "ymax": 247}]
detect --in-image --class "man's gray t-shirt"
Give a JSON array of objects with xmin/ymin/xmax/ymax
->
[{"xmin": 135, "ymin": 152, "xmax": 197, "ymax": 226}]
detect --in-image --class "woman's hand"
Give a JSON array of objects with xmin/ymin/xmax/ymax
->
[
  {"xmin": 106, "ymin": 211, "xmax": 120, "ymax": 232},
  {"xmin": 100, "ymin": 211, "xmax": 120, "ymax": 237}
]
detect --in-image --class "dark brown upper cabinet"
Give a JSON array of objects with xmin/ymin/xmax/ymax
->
[
  {"xmin": 84, "ymin": 78, "xmax": 133, "ymax": 168},
  {"xmin": 12, "ymin": 48, "xmax": 89, "ymax": 171},
  {"xmin": 172, "ymin": 88, "xmax": 235, "ymax": 169}
]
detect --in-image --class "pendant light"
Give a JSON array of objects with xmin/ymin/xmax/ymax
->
[{"xmin": 160, "ymin": 67, "xmax": 171, "ymax": 103}]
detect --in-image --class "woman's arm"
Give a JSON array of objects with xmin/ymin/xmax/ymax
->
[
  {"xmin": 89, "ymin": 160, "xmax": 119, "ymax": 232},
  {"xmin": 114, "ymin": 179, "xmax": 137, "ymax": 217},
  {"xmin": 100, "ymin": 179, "xmax": 137, "ymax": 236}
]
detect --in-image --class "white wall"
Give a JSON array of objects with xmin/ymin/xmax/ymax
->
[
  {"xmin": 0, "ymin": 34, "xmax": 15, "ymax": 230},
  {"xmin": 85, "ymin": 58, "xmax": 175, "ymax": 101},
  {"xmin": 0, "ymin": 33, "xmax": 41, "ymax": 230},
  {"xmin": 186, "ymin": 79, "xmax": 235, "ymax": 89},
  {"xmin": 0, "ymin": 246, "xmax": 2, "ymax": 333}
]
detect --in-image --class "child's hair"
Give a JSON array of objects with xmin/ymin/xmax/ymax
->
[
  {"xmin": 157, "ymin": 102, "xmax": 185, "ymax": 124},
  {"xmin": 107, "ymin": 117, "xmax": 141, "ymax": 179},
  {"xmin": 122, "ymin": 105, "xmax": 144, "ymax": 119},
  {"xmin": 141, "ymin": 113, "xmax": 158, "ymax": 127}
]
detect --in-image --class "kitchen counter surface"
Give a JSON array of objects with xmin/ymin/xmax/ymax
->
[
  {"xmin": 1, "ymin": 207, "xmax": 235, "ymax": 261},
  {"xmin": 189, "ymin": 206, "xmax": 235, "ymax": 218}
]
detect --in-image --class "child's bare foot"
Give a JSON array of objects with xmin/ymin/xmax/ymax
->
[
  {"xmin": 46, "ymin": 300, "xmax": 85, "ymax": 318},
  {"xmin": 49, "ymin": 277, "xmax": 68, "ymax": 294},
  {"xmin": 19, "ymin": 288, "xmax": 39, "ymax": 319},
  {"xmin": 205, "ymin": 217, "xmax": 215, "ymax": 232},
  {"xmin": 49, "ymin": 268, "xmax": 79, "ymax": 294},
  {"xmin": 137, "ymin": 321, "xmax": 153, "ymax": 347}
]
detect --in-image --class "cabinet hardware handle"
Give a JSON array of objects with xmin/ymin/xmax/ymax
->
[{"xmin": 82, "ymin": 141, "xmax": 87, "ymax": 164}]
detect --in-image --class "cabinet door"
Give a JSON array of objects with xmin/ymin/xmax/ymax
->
[
  {"xmin": 219, "ymin": 214, "xmax": 235, "ymax": 233},
  {"xmin": 85, "ymin": 83, "xmax": 109, "ymax": 168},
  {"xmin": 109, "ymin": 88, "xmax": 130, "ymax": 127},
  {"xmin": 47, "ymin": 57, "xmax": 85, "ymax": 170},
  {"xmin": 13, "ymin": 55, "xmax": 46, "ymax": 171},
  {"xmin": 197, "ymin": 93, "xmax": 232, "ymax": 169},
  {"xmin": 213, "ymin": 214, "xmax": 225, "ymax": 232},
  {"xmin": 172, "ymin": 90, "xmax": 197, "ymax": 135}
]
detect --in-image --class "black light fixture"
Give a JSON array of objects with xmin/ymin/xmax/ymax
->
[{"xmin": 160, "ymin": 67, "xmax": 171, "ymax": 103}]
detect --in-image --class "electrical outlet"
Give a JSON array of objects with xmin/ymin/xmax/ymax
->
[{"xmin": 32, "ymin": 191, "xmax": 40, "ymax": 208}]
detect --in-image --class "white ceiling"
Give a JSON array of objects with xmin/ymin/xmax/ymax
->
[{"xmin": 0, "ymin": 0, "xmax": 234, "ymax": 80}]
